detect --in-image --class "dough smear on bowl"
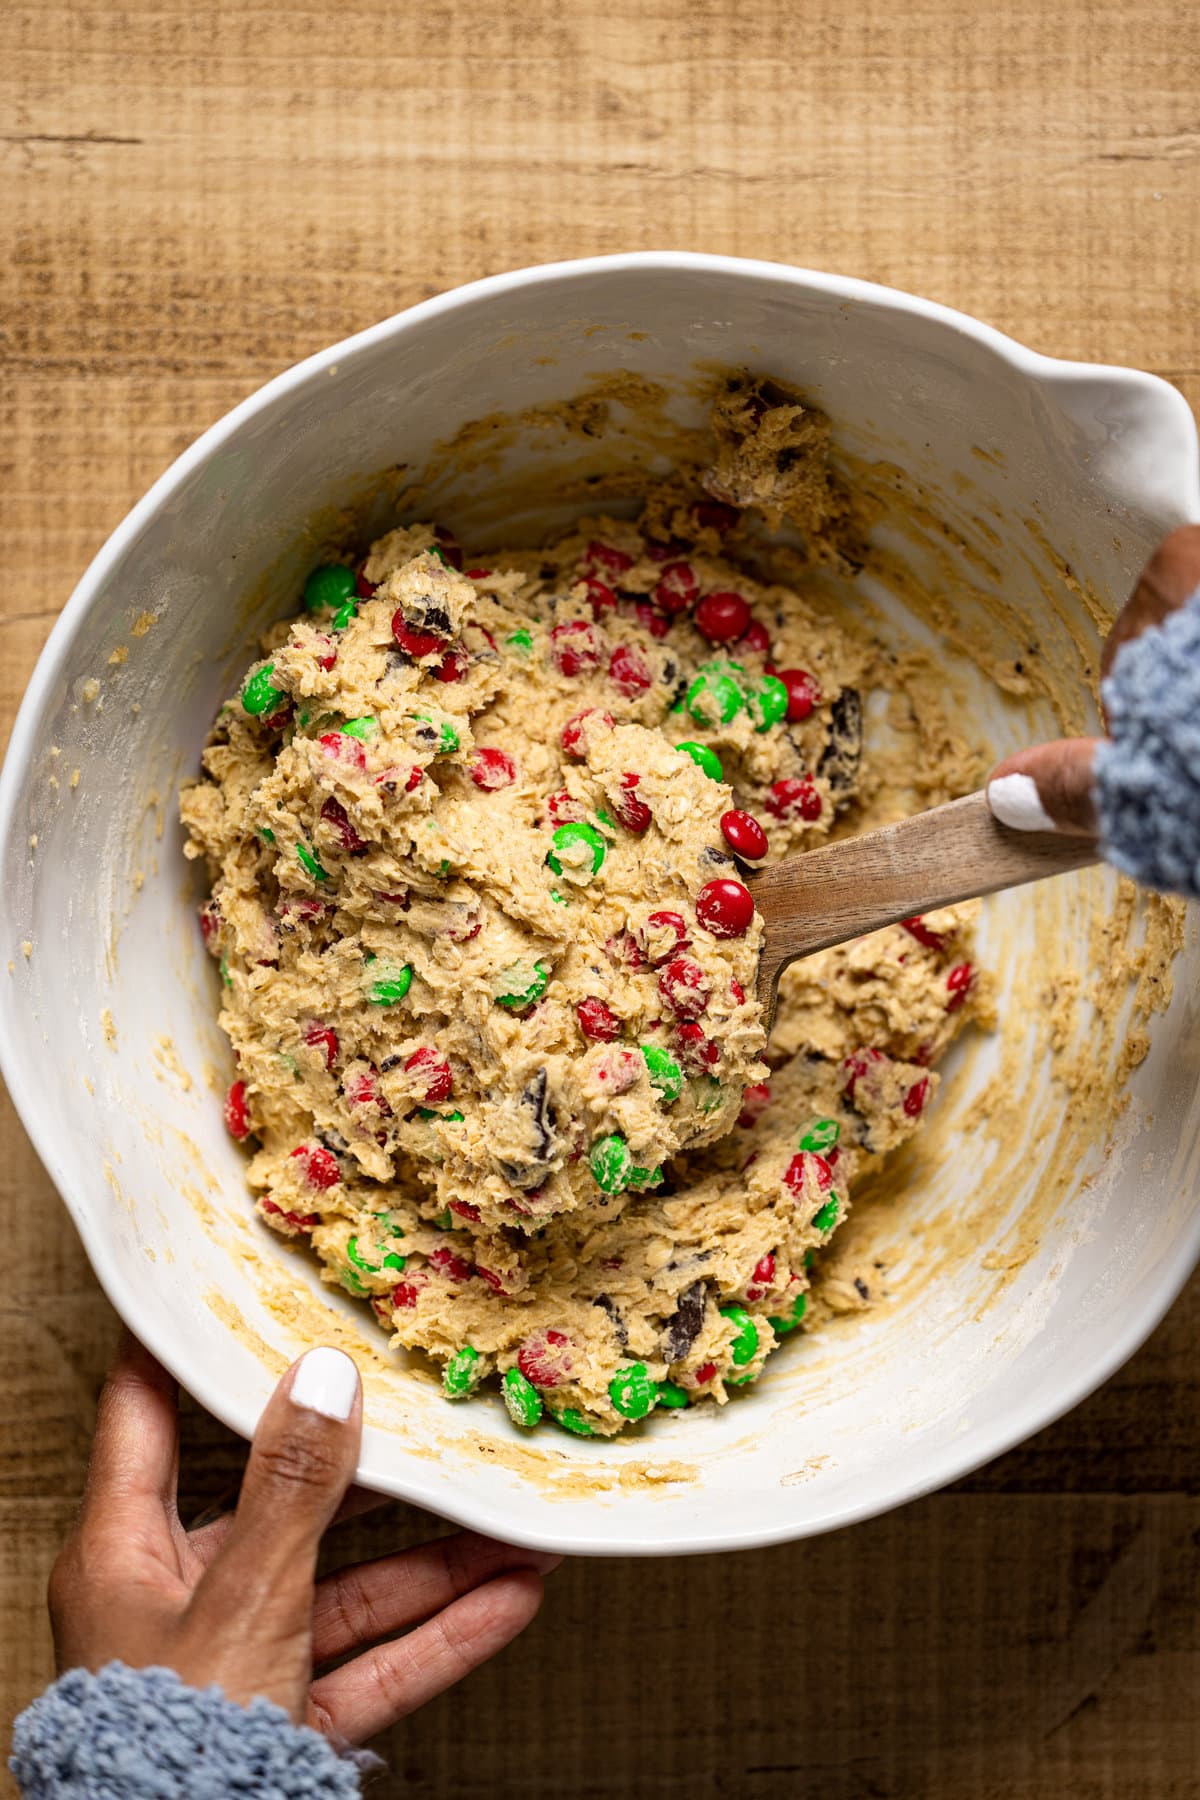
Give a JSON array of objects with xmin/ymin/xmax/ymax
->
[{"xmin": 182, "ymin": 378, "xmax": 987, "ymax": 1436}]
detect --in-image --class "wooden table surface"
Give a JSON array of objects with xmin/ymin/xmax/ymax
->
[{"xmin": 3, "ymin": 3, "xmax": 1199, "ymax": 1794}]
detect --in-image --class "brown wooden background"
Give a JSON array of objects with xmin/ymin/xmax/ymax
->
[{"xmin": 3, "ymin": 2, "xmax": 1199, "ymax": 1794}]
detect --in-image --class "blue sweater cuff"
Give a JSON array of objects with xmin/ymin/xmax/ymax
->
[
  {"xmin": 1095, "ymin": 581, "xmax": 1200, "ymax": 901},
  {"xmin": 10, "ymin": 1662, "xmax": 363, "ymax": 1799}
]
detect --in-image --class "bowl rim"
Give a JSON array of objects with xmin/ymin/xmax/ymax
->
[{"xmin": 3, "ymin": 251, "xmax": 1200, "ymax": 1556}]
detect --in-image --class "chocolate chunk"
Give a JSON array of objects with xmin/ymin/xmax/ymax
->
[
  {"xmin": 414, "ymin": 601, "xmax": 451, "ymax": 636},
  {"xmin": 593, "ymin": 1293, "xmax": 629, "ymax": 1350},
  {"xmin": 841, "ymin": 1104, "xmax": 874, "ymax": 1154},
  {"xmin": 662, "ymin": 1280, "xmax": 708, "ymax": 1363},
  {"xmin": 316, "ymin": 1126, "xmax": 350, "ymax": 1155},
  {"xmin": 817, "ymin": 686, "xmax": 862, "ymax": 796},
  {"xmin": 665, "ymin": 1250, "xmax": 711, "ymax": 1273},
  {"xmin": 700, "ymin": 846, "xmax": 734, "ymax": 868},
  {"xmin": 496, "ymin": 1069, "xmax": 563, "ymax": 1190},
  {"xmin": 755, "ymin": 375, "xmax": 795, "ymax": 410},
  {"xmin": 378, "ymin": 1055, "xmax": 403, "ymax": 1072},
  {"xmin": 854, "ymin": 1276, "xmax": 870, "ymax": 1300}
]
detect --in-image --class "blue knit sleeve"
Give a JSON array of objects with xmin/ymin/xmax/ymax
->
[
  {"xmin": 1095, "ymin": 582, "xmax": 1200, "ymax": 900},
  {"xmin": 10, "ymin": 1662, "xmax": 364, "ymax": 1799}
]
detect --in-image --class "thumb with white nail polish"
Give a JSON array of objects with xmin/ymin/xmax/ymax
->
[
  {"xmin": 289, "ymin": 1343, "xmax": 361, "ymax": 1421},
  {"xmin": 985, "ymin": 526, "xmax": 1200, "ymax": 859},
  {"xmin": 986, "ymin": 739, "xmax": 1101, "ymax": 838},
  {"xmin": 180, "ymin": 1345, "xmax": 363, "ymax": 1715}
]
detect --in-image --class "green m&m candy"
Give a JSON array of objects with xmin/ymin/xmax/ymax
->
[
  {"xmin": 339, "ymin": 1266, "xmax": 367, "ymax": 1296},
  {"xmin": 367, "ymin": 962, "xmax": 413, "ymax": 1005},
  {"xmin": 443, "ymin": 1345, "xmax": 483, "ymax": 1399},
  {"xmin": 641, "ymin": 1044, "xmax": 682, "ymax": 1106},
  {"xmin": 346, "ymin": 1233, "xmax": 381, "ymax": 1272},
  {"xmin": 590, "ymin": 1132, "xmax": 632, "ymax": 1194},
  {"xmin": 332, "ymin": 600, "xmax": 358, "ymax": 630},
  {"xmin": 685, "ymin": 669, "xmax": 743, "ymax": 727},
  {"xmin": 242, "ymin": 662, "xmax": 285, "ymax": 716},
  {"xmin": 546, "ymin": 821, "xmax": 606, "ymax": 882},
  {"xmin": 693, "ymin": 1074, "xmax": 725, "ymax": 1113},
  {"xmin": 657, "ymin": 1381, "xmax": 689, "ymax": 1410},
  {"xmin": 411, "ymin": 711, "xmax": 459, "ymax": 754},
  {"xmin": 799, "ymin": 1118, "xmax": 840, "ymax": 1153},
  {"xmin": 675, "ymin": 740, "xmax": 724, "ymax": 782},
  {"xmin": 812, "ymin": 1196, "xmax": 841, "ymax": 1234},
  {"xmin": 295, "ymin": 842, "xmax": 329, "ymax": 882},
  {"xmin": 340, "ymin": 715, "xmax": 378, "ymax": 740},
  {"xmin": 720, "ymin": 1304, "xmax": 759, "ymax": 1366},
  {"xmin": 626, "ymin": 1163, "xmax": 663, "ymax": 1191},
  {"xmin": 495, "ymin": 959, "xmax": 549, "ymax": 1010},
  {"xmin": 554, "ymin": 1408, "xmax": 595, "ymax": 1438},
  {"xmin": 769, "ymin": 1291, "xmax": 809, "ymax": 1335},
  {"xmin": 346, "ymin": 1233, "xmax": 404, "ymax": 1274},
  {"xmin": 303, "ymin": 563, "xmax": 356, "ymax": 613},
  {"xmin": 748, "ymin": 674, "xmax": 789, "ymax": 732},
  {"xmin": 609, "ymin": 1363, "xmax": 659, "ymax": 1421},
  {"xmin": 257, "ymin": 826, "xmax": 276, "ymax": 844},
  {"xmin": 506, "ymin": 628, "xmax": 533, "ymax": 656},
  {"xmin": 502, "ymin": 1367, "xmax": 543, "ymax": 1428}
]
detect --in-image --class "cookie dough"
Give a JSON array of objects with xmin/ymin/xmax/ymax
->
[{"xmin": 182, "ymin": 377, "xmax": 985, "ymax": 1436}]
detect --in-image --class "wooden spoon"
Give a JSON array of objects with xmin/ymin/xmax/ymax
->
[{"xmin": 751, "ymin": 789, "xmax": 1100, "ymax": 1025}]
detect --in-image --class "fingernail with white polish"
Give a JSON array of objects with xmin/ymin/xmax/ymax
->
[
  {"xmin": 986, "ymin": 772, "xmax": 1057, "ymax": 833},
  {"xmin": 290, "ymin": 1346, "xmax": 359, "ymax": 1421}
]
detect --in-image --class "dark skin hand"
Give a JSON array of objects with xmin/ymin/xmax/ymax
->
[
  {"xmin": 988, "ymin": 525, "xmax": 1200, "ymax": 834},
  {"xmin": 49, "ymin": 1334, "xmax": 560, "ymax": 1742}
]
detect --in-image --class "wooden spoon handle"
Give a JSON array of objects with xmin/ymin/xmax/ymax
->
[{"xmin": 753, "ymin": 789, "xmax": 1100, "ymax": 999}]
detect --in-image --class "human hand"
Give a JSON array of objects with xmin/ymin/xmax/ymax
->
[
  {"xmin": 987, "ymin": 525, "xmax": 1200, "ymax": 835},
  {"xmin": 49, "ymin": 1333, "xmax": 558, "ymax": 1741}
]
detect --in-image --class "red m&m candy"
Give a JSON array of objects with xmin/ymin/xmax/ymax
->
[
  {"xmin": 392, "ymin": 612, "xmax": 446, "ymax": 659},
  {"xmin": 696, "ymin": 878, "xmax": 755, "ymax": 938},
  {"xmin": 405, "ymin": 1047, "xmax": 454, "ymax": 1104},
  {"xmin": 777, "ymin": 668, "xmax": 821, "ymax": 722},
  {"xmin": 695, "ymin": 591, "xmax": 751, "ymax": 644},
  {"xmin": 654, "ymin": 561, "xmax": 699, "ymax": 614},
  {"xmin": 720, "ymin": 810, "xmax": 768, "ymax": 860},
  {"xmin": 767, "ymin": 776, "xmax": 823, "ymax": 822},
  {"xmin": 609, "ymin": 644, "xmax": 653, "ymax": 697},
  {"xmin": 577, "ymin": 997, "xmax": 621, "ymax": 1041},
  {"xmin": 470, "ymin": 747, "xmax": 517, "ymax": 790}
]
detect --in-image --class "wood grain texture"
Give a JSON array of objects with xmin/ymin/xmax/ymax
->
[
  {"xmin": 2, "ymin": 1, "xmax": 1199, "ymax": 1794},
  {"xmin": 754, "ymin": 791, "xmax": 1100, "ymax": 1008}
]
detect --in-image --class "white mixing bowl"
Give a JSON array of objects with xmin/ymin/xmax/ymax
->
[{"xmin": 2, "ymin": 254, "xmax": 1199, "ymax": 1556}]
